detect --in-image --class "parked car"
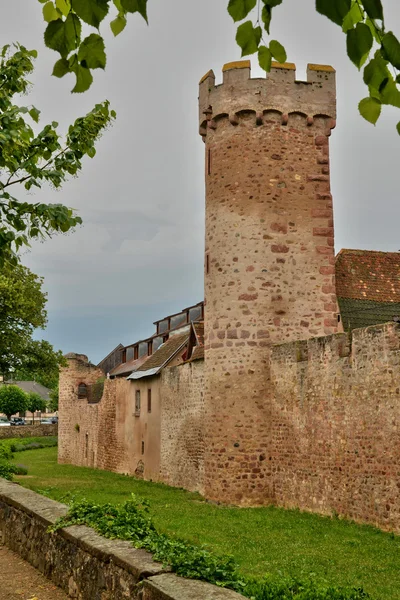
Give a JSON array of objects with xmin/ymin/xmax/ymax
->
[
  {"xmin": 0, "ymin": 417, "xmax": 11, "ymax": 427},
  {"xmin": 40, "ymin": 418, "xmax": 54, "ymax": 424},
  {"xmin": 10, "ymin": 417, "xmax": 25, "ymax": 426},
  {"xmin": 51, "ymin": 416, "xmax": 58, "ymax": 424}
]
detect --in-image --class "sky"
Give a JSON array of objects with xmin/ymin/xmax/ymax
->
[{"xmin": 1, "ymin": 1, "xmax": 400, "ymax": 364}]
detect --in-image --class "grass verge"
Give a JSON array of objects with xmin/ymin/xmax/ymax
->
[{"xmin": 10, "ymin": 445, "xmax": 400, "ymax": 600}]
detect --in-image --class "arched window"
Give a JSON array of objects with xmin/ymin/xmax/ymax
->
[{"xmin": 78, "ymin": 383, "xmax": 88, "ymax": 399}]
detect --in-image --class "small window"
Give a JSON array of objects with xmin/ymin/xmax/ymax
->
[
  {"xmin": 78, "ymin": 383, "xmax": 88, "ymax": 399},
  {"xmin": 206, "ymin": 254, "xmax": 209, "ymax": 274},
  {"xmin": 141, "ymin": 441, "xmax": 145, "ymax": 455},
  {"xmin": 121, "ymin": 349, "xmax": 127, "ymax": 363},
  {"xmin": 147, "ymin": 389, "xmax": 152, "ymax": 413},
  {"xmin": 148, "ymin": 340, "xmax": 153, "ymax": 356},
  {"xmin": 135, "ymin": 390, "xmax": 141, "ymax": 416}
]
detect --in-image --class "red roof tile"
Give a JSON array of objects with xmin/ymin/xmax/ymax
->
[{"xmin": 336, "ymin": 249, "xmax": 400, "ymax": 302}]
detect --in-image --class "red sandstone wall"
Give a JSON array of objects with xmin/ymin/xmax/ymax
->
[
  {"xmin": 270, "ymin": 322, "xmax": 400, "ymax": 532},
  {"xmin": 160, "ymin": 360, "xmax": 205, "ymax": 493}
]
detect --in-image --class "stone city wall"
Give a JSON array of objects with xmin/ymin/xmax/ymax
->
[
  {"xmin": 59, "ymin": 354, "xmax": 205, "ymax": 493},
  {"xmin": 160, "ymin": 360, "xmax": 205, "ymax": 493},
  {"xmin": 269, "ymin": 322, "xmax": 400, "ymax": 532},
  {"xmin": 0, "ymin": 424, "xmax": 57, "ymax": 439},
  {"xmin": 0, "ymin": 479, "xmax": 244, "ymax": 600}
]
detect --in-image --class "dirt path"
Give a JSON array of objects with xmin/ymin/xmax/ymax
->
[{"xmin": 0, "ymin": 546, "xmax": 68, "ymax": 600}]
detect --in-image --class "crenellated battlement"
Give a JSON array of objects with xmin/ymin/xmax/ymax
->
[{"xmin": 199, "ymin": 60, "xmax": 336, "ymax": 137}]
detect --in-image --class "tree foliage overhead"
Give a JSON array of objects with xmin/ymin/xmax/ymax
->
[
  {"xmin": 38, "ymin": 0, "xmax": 400, "ymax": 134},
  {"xmin": 0, "ymin": 43, "xmax": 115, "ymax": 264}
]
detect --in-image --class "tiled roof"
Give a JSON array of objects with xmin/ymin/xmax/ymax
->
[
  {"xmin": 136, "ymin": 332, "xmax": 189, "ymax": 373},
  {"xmin": 109, "ymin": 355, "xmax": 148, "ymax": 377},
  {"xmin": 336, "ymin": 249, "xmax": 400, "ymax": 302},
  {"xmin": 193, "ymin": 322, "xmax": 204, "ymax": 347},
  {"xmin": 7, "ymin": 381, "xmax": 51, "ymax": 401}
]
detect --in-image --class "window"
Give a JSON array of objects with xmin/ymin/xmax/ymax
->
[
  {"xmin": 138, "ymin": 342, "xmax": 147, "ymax": 357},
  {"xmin": 148, "ymin": 340, "xmax": 153, "ymax": 356},
  {"xmin": 148, "ymin": 389, "xmax": 152, "ymax": 413},
  {"xmin": 141, "ymin": 441, "xmax": 145, "ymax": 455},
  {"xmin": 121, "ymin": 348, "xmax": 127, "ymax": 363},
  {"xmin": 78, "ymin": 383, "xmax": 88, "ymax": 399},
  {"xmin": 206, "ymin": 254, "xmax": 209, "ymax": 274},
  {"xmin": 135, "ymin": 390, "xmax": 141, "ymax": 416}
]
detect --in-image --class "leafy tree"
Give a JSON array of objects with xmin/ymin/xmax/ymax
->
[
  {"xmin": 0, "ymin": 262, "xmax": 64, "ymax": 381},
  {"xmin": 0, "ymin": 385, "xmax": 28, "ymax": 420},
  {"xmin": 37, "ymin": 0, "xmax": 400, "ymax": 133},
  {"xmin": 12, "ymin": 340, "xmax": 66, "ymax": 390},
  {"xmin": 26, "ymin": 392, "xmax": 48, "ymax": 422},
  {"xmin": 48, "ymin": 385, "xmax": 59, "ymax": 412},
  {"xmin": 0, "ymin": 43, "xmax": 115, "ymax": 265}
]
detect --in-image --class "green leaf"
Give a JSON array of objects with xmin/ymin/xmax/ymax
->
[
  {"xmin": 382, "ymin": 32, "xmax": 400, "ymax": 70},
  {"xmin": 227, "ymin": 0, "xmax": 257, "ymax": 22},
  {"xmin": 358, "ymin": 96, "xmax": 381, "ymax": 124},
  {"xmin": 263, "ymin": 0, "xmax": 282, "ymax": 6},
  {"xmin": 342, "ymin": 1, "xmax": 363, "ymax": 33},
  {"xmin": 316, "ymin": 0, "xmax": 351, "ymax": 26},
  {"xmin": 363, "ymin": 54, "xmax": 390, "ymax": 94},
  {"xmin": 261, "ymin": 4, "xmax": 272, "ymax": 34},
  {"xmin": 29, "ymin": 107, "xmax": 40, "ymax": 123},
  {"xmin": 347, "ymin": 23, "xmax": 373, "ymax": 69},
  {"xmin": 56, "ymin": 0, "xmax": 71, "ymax": 16},
  {"xmin": 43, "ymin": 1, "xmax": 60, "ymax": 22},
  {"xmin": 44, "ymin": 14, "xmax": 81, "ymax": 58},
  {"xmin": 236, "ymin": 21, "xmax": 262, "ymax": 56},
  {"xmin": 362, "ymin": 0, "xmax": 383, "ymax": 20},
  {"xmin": 258, "ymin": 45, "xmax": 272, "ymax": 72},
  {"xmin": 78, "ymin": 34, "xmax": 106, "ymax": 70},
  {"xmin": 52, "ymin": 57, "xmax": 70, "ymax": 77},
  {"xmin": 365, "ymin": 17, "xmax": 381, "ymax": 43},
  {"xmin": 380, "ymin": 79, "xmax": 400, "ymax": 108},
  {"xmin": 120, "ymin": 0, "xmax": 148, "ymax": 22},
  {"xmin": 397, "ymin": 121, "xmax": 400, "ymax": 135},
  {"xmin": 87, "ymin": 146, "xmax": 96, "ymax": 158},
  {"xmin": 110, "ymin": 109, "xmax": 117, "ymax": 118},
  {"xmin": 71, "ymin": 64, "xmax": 93, "ymax": 93},
  {"xmin": 110, "ymin": 15, "xmax": 127, "ymax": 36},
  {"xmin": 70, "ymin": 0, "xmax": 109, "ymax": 28},
  {"xmin": 269, "ymin": 39, "xmax": 286, "ymax": 63}
]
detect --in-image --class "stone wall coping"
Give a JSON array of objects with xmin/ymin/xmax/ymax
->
[
  {"xmin": 0, "ymin": 479, "xmax": 246, "ymax": 599},
  {"xmin": 144, "ymin": 573, "xmax": 245, "ymax": 599}
]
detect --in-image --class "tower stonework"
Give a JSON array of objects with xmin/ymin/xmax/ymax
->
[{"xmin": 199, "ymin": 61, "xmax": 340, "ymax": 504}]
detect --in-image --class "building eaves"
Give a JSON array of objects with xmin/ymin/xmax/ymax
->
[{"xmin": 127, "ymin": 333, "xmax": 189, "ymax": 380}]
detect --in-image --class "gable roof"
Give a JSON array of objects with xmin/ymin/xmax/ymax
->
[
  {"xmin": 7, "ymin": 381, "xmax": 51, "ymax": 401},
  {"xmin": 127, "ymin": 332, "xmax": 189, "ymax": 380},
  {"xmin": 109, "ymin": 354, "xmax": 149, "ymax": 378},
  {"xmin": 336, "ymin": 249, "xmax": 400, "ymax": 303}
]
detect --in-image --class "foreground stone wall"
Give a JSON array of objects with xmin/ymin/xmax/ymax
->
[
  {"xmin": 160, "ymin": 360, "xmax": 205, "ymax": 493},
  {"xmin": 0, "ymin": 479, "xmax": 244, "ymax": 600},
  {"xmin": 0, "ymin": 424, "xmax": 57, "ymax": 439},
  {"xmin": 270, "ymin": 322, "xmax": 400, "ymax": 532}
]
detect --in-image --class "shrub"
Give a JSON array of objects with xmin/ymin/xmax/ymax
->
[{"xmin": 0, "ymin": 460, "xmax": 18, "ymax": 481}]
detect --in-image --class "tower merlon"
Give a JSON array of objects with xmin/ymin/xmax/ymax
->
[{"xmin": 199, "ymin": 60, "xmax": 336, "ymax": 133}]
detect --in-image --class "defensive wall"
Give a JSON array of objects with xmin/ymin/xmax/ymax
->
[
  {"xmin": 270, "ymin": 321, "xmax": 400, "ymax": 531},
  {"xmin": 0, "ymin": 479, "xmax": 244, "ymax": 600},
  {"xmin": 59, "ymin": 354, "xmax": 205, "ymax": 493},
  {"xmin": 0, "ymin": 423, "xmax": 57, "ymax": 439}
]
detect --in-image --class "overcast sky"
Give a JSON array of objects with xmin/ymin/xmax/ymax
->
[{"xmin": 1, "ymin": 1, "xmax": 399, "ymax": 364}]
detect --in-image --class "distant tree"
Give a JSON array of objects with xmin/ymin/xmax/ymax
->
[
  {"xmin": 0, "ymin": 385, "xmax": 28, "ymax": 420},
  {"xmin": 48, "ymin": 385, "xmax": 59, "ymax": 412},
  {"xmin": 36, "ymin": 0, "xmax": 400, "ymax": 134},
  {"xmin": 0, "ymin": 44, "xmax": 115, "ymax": 265},
  {"xmin": 26, "ymin": 392, "xmax": 47, "ymax": 423},
  {"xmin": 0, "ymin": 263, "xmax": 65, "ymax": 381}
]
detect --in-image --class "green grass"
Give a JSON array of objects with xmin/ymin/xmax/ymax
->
[{"xmin": 10, "ymin": 444, "xmax": 400, "ymax": 600}]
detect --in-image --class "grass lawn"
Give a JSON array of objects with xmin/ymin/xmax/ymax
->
[{"xmin": 9, "ymin": 444, "xmax": 400, "ymax": 600}]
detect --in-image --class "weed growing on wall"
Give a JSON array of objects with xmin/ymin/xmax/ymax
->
[{"xmin": 50, "ymin": 495, "xmax": 372, "ymax": 600}]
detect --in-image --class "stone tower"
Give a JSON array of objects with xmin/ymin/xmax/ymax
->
[{"xmin": 199, "ymin": 61, "xmax": 340, "ymax": 505}]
